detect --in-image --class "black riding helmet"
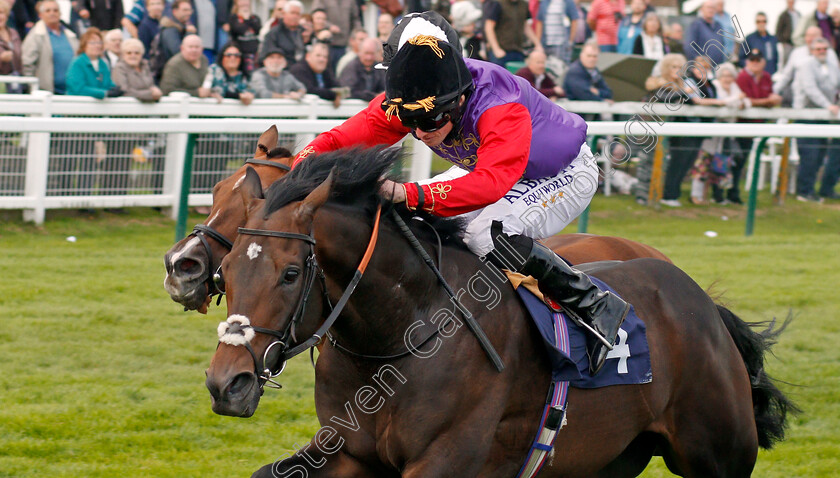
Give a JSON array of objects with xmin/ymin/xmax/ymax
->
[{"xmin": 381, "ymin": 35, "xmax": 474, "ymax": 133}]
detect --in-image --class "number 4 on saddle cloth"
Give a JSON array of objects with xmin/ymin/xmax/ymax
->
[
  {"xmin": 512, "ymin": 272, "xmax": 653, "ymax": 386},
  {"xmin": 509, "ymin": 271, "xmax": 652, "ymax": 478}
]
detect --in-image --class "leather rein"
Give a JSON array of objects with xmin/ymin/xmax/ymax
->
[{"xmin": 229, "ymin": 204, "xmax": 383, "ymax": 390}]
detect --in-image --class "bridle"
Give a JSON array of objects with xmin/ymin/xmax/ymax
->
[
  {"xmin": 219, "ymin": 204, "xmax": 383, "ymax": 390},
  {"xmin": 189, "ymin": 158, "xmax": 292, "ymax": 301}
]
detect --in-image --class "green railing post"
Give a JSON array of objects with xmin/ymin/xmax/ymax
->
[
  {"xmin": 745, "ymin": 136, "xmax": 770, "ymax": 237},
  {"xmin": 175, "ymin": 133, "xmax": 197, "ymax": 242},
  {"xmin": 577, "ymin": 205, "xmax": 590, "ymax": 233}
]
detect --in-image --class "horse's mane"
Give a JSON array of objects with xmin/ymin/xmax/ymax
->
[
  {"xmin": 263, "ymin": 147, "xmax": 468, "ymax": 249},
  {"xmin": 268, "ymin": 146, "xmax": 292, "ymax": 158}
]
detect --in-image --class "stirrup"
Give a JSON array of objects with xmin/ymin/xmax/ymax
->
[{"xmin": 561, "ymin": 306, "xmax": 615, "ymax": 350}]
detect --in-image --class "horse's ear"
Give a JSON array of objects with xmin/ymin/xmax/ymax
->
[
  {"xmin": 255, "ymin": 125, "xmax": 278, "ymax": 159},
  {"xmin": 238, "ymin": 166, "xmax": 264, "ymax": 210},
  {"xmin": 297, "ymin": 169, "xmax": 334, "ymax": 222}
]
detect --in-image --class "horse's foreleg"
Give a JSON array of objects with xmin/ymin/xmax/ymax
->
[{"xmin": 251, "ymin": 441, "xmax": 386, "ymax": 478}]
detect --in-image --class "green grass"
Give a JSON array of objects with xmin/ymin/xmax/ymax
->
[{"xmin": 0, "ymin": 195, "xmax": 838, "ymax": 477}]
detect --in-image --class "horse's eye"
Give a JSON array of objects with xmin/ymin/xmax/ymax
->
[{"xmin": 283, "ymin": 268, "xmax": 300, "ymax": 284}]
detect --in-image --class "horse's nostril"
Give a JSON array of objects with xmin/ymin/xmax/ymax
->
[
  {"xmin": 178, "ymin": 258, "xmax": 199, "ymax": 273},
  {"xmin": 227, "ymin": 373, "xmax": 254, "ymax": 397}
]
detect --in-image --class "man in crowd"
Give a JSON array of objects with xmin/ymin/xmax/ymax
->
[
  {"xmin": 250, "ymin": 47, "xmax": 307, "ymax": 99},
  {"xmin": 793, "ymin": 37, "xmax": 840, "ymax": 202},
  {"xmin": 774, "ymin": 25, "xmax": 838, "ymax": 104},
  {"xmin": 515, "ymin": 50, "xmax": 564, "ymax": 99},
  {"xmin": 78, "ymin": 0, "xmax": 124, "ymax": 31},
  {"xmin": 563, "ymin": 42, "xmax": 612, "ymax": 103},
  {"xmin": 664, "ymin": 22, "xmax": 684, "ymax": 55},
  {"xmin": 712, "ymin": 0, "xmax": 736, "ymax": 58},
  {"xmin": 586, "ymin": 0, "xmax": 624, "ymax": 53},
  {"xmin": 776, "ymin": 0, "xmax": 801, "ymax": 66},
  {"xmin": 338, "ymin": 37, "xmax": 385, "ymax": 101},
  {"xmin": 260, "ymin": 0, "xmax": 286, "ymax": 41},
  {"xmin": 261, "ymin": 0, "xmax": 305, "ymax": 66},
  {"xmin": 684, "ymin": 0, "xmax": 727, "ymax": 65},
  {"xmin": 484, "ymin": 0, "xmax": 541, "ymax": 65},
  {"xmin": 138, "ymin": 0, "xmax": 164, "ymax": 57},
  {"xmin": 793, "ymin": 0, "xmax": 832, "ymax": 47},
  {"xmin": 103, "ymin": 29, "xmax": 122, "ymax": 68},
  {"xmin": 311, "ymin": 0, "xmax": 362, "ymax": 73},
  {"xmin": 537, "ymin": 0, "xmax": 579, "ymax": 65},
  {"xmin": 160, "ymin": 34, "xmax": 209, "ymax": 96},
  {"xmin": 154, "ymin": 0, "xmax": 196, "ymax": 77},
  {"xmin": 290, "ymin": 42, "xmax": 342, "ymax": 104},
  {"xmin": 740, "ymin": 12, "xmax": 778, "ymax": 74},
  {"xmin": 21, "ymin": 0, "xmax": 78, "ymax": 94},
  {"xmin": 733, "ymin": 49, "xmax": 783, "ymax": 204},
  {"xmin": 336, "ymin": 28, "xmax": 367, "ymax": 77}
]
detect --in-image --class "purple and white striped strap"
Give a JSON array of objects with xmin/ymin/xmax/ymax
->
[{"xmin": 515, "ymin": 312, "xmax": 570, "ymax": 478}]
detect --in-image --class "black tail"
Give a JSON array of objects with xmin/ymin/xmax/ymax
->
[{"xmin": 716, "ymin": 305, "xmax": 800, "ymax": 449}]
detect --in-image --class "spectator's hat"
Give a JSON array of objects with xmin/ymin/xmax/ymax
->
[
  {"xmin": 260, "ymin": 46, "xmax": 286, "ymax": 63},
  {"xmin": 746, "ymin": 48, "xmax": 764, "ymax": 61},
  {"xmin": 381, "ymin": 34, "xmax": 473, "ymax": 129},
  {"xmin": 378, "ymin": 11, "xmax": 462, "ymax": 70},
  {"xmin": 450, "ymin": 2, "xmax": 483, "ymax": 31}
]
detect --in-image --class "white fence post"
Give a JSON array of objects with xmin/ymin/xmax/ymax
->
[
  {"xmin": 162, "ymin": 93, "xmax": 191, "ymax": 219},
  {"xmin": 22, "ymin": 91, "xmax": 52, "ymax": 224}
]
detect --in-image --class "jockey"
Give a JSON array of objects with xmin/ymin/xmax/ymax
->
[{"xmin": 290, "ymin": 13, "xmax": 629, "ymax": 374}]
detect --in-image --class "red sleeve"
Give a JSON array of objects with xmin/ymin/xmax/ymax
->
[
  {"xmin": 292, "ymin": 92, "xmax": 410, "ymax": 167},
  {"xmin": 404, "ymin": 103, "xmax": 531, "ymax": 217}
]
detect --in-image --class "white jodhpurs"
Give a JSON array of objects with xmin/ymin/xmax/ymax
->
[{"xmin": 419, "ymin": 143, "xmax": 599, "ymax": 257}]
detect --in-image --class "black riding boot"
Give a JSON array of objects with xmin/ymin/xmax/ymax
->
[{"xmin": 487, "ymin": 222, "xmax": 630, "ymax": 374}]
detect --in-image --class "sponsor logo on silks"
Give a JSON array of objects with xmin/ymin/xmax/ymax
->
[{"xmin": 504, "ymin": 175, "xmax": 575, "ymax": 206}]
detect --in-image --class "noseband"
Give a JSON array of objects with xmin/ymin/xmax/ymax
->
[
  {"xmin": 218, "ymin": 204, "xmax": 383, "ymax": 390},
  {"xmin": 188, "ymin": 158, "xmax": 292, "ymax": 300}
]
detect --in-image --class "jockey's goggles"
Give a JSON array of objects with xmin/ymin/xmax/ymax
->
[{"xmin": 403, "ymin": 111, "xmax": 452, "ymax": 132}]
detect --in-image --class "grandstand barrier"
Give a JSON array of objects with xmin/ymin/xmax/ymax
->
[{"xmin": 1, "ymin": 91, "xmax": 839, "ymax": 236}]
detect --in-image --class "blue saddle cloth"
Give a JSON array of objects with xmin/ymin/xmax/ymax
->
[{"xmin": 517, "ymin": 277, "xmax": 653, "ymax": 388}]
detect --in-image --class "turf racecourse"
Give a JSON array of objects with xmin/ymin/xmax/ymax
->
[{"xmin": 1, "ymin": 193, "xmax": 838, "ymax": 477}]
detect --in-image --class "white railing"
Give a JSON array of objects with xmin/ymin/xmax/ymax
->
[{"xmin": 0, "ymin": 91, "xmax": 837, "ymax": 225}]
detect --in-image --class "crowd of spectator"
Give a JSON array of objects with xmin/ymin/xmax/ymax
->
[{"xmin": 1, "ymin": 0, "xmax": 839, "ymax": 203}]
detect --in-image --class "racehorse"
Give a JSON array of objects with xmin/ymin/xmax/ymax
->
[
  {"xmin": 164, "ymin": 126, "xmax": 294, "ymax": 313},
  {"xmin": 205, "ymin": 148, "xmax": 795, "ymax": 477},
  {"xmin": 164, "ymin": 130, "xmax": 670, "ymax": 314}
]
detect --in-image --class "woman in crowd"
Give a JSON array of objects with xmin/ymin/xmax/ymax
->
[
  {"xmin": 641, "ymin": 53, "xmax": 724, "ymax": 207},
  {"xmin": 112, "ymin": 38, "xmax": 162, "ymax": 102},
  {"xmin": 200, "ymin": 42, "xmax": 254, "ymax": 104},
  {"xmin": 65, "ymin": 28, "xmax": 124, "ymax": 195},
  {"xmin": 689, "ymin": 62, "xmax": 748, "ymax": 204},
  {"xmin": 632, "ymin": 12, "xmax": 666, "ymax": 60},
  {"xmin": 66, "ymin": 27, "xmax": 122, "ymax": 99},
  {"xmin": 228, "ymin": 0, "xmax": 262, "ymax": 76},
  {"xmin": 617, "ymin": 0, "xmax": 647, "ymax": 55},
  {"xmin": 0, "ymin": 1, "xmax": 23, "ymax": 92}
]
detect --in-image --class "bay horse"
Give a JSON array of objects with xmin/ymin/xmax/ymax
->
[
  {"xmin": 164, "ymin": 130, "xmax": 669, "ymax": 314},
  {"xmin": 205, "ymin": 148, "xmax": 794, "ymax": 477},
  {"xmin": 164, "ymin": 126, "xmax": 294, "ymax": 313}
]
